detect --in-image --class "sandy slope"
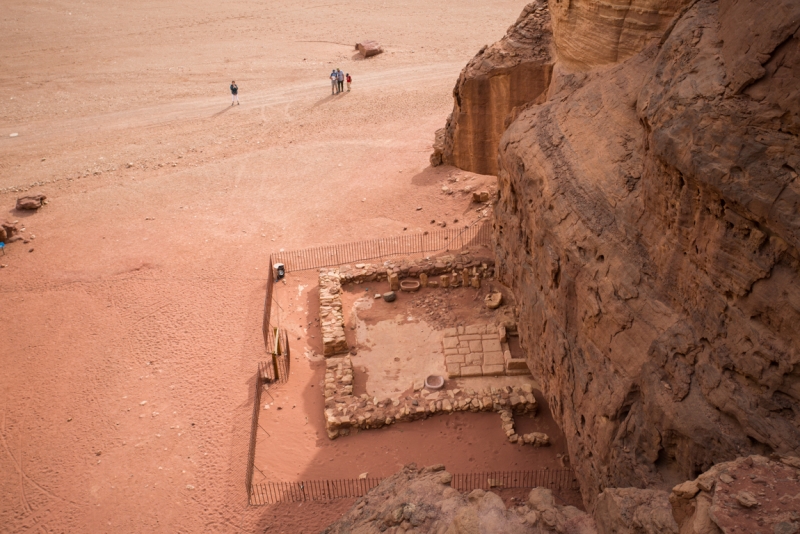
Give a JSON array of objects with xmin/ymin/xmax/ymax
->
[{"xmin": 0, "ymin": 0, "xmax": 527, "ymax": 531}]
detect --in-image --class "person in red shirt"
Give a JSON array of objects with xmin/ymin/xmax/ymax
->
[{"xmin": 346, "ymin": 73, "xmax": 352, "ymax": 92}]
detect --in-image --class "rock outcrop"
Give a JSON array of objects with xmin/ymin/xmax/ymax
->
[
  {"xmin": 490, "ymin": 0, "xmax": 800, "ymax": 507},
  {"xmin": 438, "ymin": 1, "xmax": 554, "ymax": 176},
  {"xmin": 669, "ymin": 455, "xmax": 800, "ymax": 534},
  {"xmin": 594, "ymin": 487, "xmax": 678, "ymax": 534},
  {"xmin": 323, "ymin": 464, "xmax": 598, "ymax": 534}
]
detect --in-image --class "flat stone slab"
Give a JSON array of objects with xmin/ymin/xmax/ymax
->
[{"xmin": 441, "ymin": 323, "xmax": 530, "ymax": 378}]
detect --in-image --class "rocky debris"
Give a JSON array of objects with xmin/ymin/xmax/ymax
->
[
  {"xmin": 323, "ymin": 464, "xmax": 597, "ymax": 534},
  {"xmin": 472, "ymin": 191, "xmax": 490, "ymax": 203},
  {"xmin": 594, "ymin": 488, "xmax": 678, "ymax": 534},
  {"xmin": 0, "ymin": 220, "xmax": 19, "ymax": 243},
  {"xmin": 319, "ymin": 269, "xmax": 348, "ymax": 356},
  {"xmin": 669, "ymin": 455, "xmax": 800, "ymax": 534},
  {"xmin": 356, "ymin": 40, "xmax": 383, "ymax": 58},
  {"xmin": 323, "ymin": 356, "xmax": 537, "ymax": 440},
  {"xmin": 382, "ymin": 291, "xmax": 396, "ymax": 303},
  {"xmin": 521, "ymin": 432, "xmax": 549, "ymax": 447},
  {"xmin": 438, "ymin": 1, "xmax": 554, "ymax": 175},
  {"xmin": 16, "ymin": 194, "xmax": 47, "ymax": 210},
  {"xmin": 489, "ymin": 0, "xmax": 800, "ymax": 505},
  {"xmin": 442, "ymin": 323, "xmax": 529, "ymax": 378},
  {"xmin": 484, "ymin": 291, "xmax": 503, "ymax": 309}
]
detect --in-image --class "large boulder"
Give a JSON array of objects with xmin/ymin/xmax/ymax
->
[
  {"xmin": 0, "ymin": 220, "xmax": 19, "ymax": 243},
  {"xmin": 356, "ymin": 41, "xmax": 383, "ymax": 58},
  {"xmin": 16, "ymin": 194, "xmax": 47, "ymax": 210},
  {"xmin": 491, "ymin": 0, "xmax": 800, "ymax": 507},
  {"xmin": 438, "ymin": 1, "xmax": 554, "ymax": 176}
]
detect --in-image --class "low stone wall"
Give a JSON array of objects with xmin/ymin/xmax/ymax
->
[
  {"xmin": 318, "ymin": 251, "xmax": 497, "ymax": 358},
  {"xmin": 324, "ymin": 356, "xmax": 538, "ymax": 439},
  {"xmin": 337, "ymin": 251, "xmax": 495, "ymax": 286},
  {"xmin": 319, "ymin": 269, "xmax": 348, "ymax": 356},
  {"xmin": 442, "ymin": 324, "xmax": 529, "ymax": 378}
]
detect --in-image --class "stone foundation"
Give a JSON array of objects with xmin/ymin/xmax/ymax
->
[
  {"xmin": 319, "ymin": 269, "xmax": 348, "ymax": 356},
  {"xmin": 337, "ymin": 251, "xmax": 495, "ymax": 286},
  {"xmin": 442, "ymin": 323, "xmax": 529, "ymax": 378},
  {"xmin": 323, "ymin": 356, "xmax": 538, "ymax": 440}
]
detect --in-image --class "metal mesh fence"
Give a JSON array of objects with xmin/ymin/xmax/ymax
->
[
  {"xmin": 271, "ymin": 219, "xmax": 491, "ymax": 273},
  {"xmin": 249, "ymin": 469, "xmax": 578, "ymax": 505}
]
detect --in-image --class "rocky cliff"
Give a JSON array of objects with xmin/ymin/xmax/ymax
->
[
  {"xmin": 490, "ymin": 0, "xmax": 800, "ymax": 508},
  {"xmin": 434, "ymin": 0, "xmax": 554, "ymax": 176}
]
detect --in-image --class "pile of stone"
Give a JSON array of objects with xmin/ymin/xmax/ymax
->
[
  {"xmin": 319, "ymin": 269, "xmax": 348, "ymax": 356},
  {"xmin": 337, "ymin": 251, "xmax": 495, "ymax": 286},
  {"xmin": 323, "ymin": 356, "xmax": 537, "ymax": 439},
  {"xmin": 498, "ymin": 408, "xmax": 549, "ymax": 446},
  {"xmin": 442, "ymin": 323, "xmax": 529, "ymax": 378}
]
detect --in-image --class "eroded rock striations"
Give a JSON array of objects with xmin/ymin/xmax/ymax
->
[
  {"xmin": 490, "ymin": 0, "xmax": 800, "ymax": 508},
  {"xmin": 436, "ymin": 1, "xmax": 554, "ymax": 176}
]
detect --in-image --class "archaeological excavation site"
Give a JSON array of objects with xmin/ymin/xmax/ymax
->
[
  {"xmin": 250, "ymin": 0, "xmax": 800, "ymax": 532},
  {"xmin": 2, "ymin": 0, "xmax": 799, "ymax": 532}
]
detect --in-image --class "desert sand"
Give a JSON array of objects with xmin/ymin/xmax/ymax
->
[{"xmin": 0, "ymin": 0, "xmax": 536, "ymax": 532}]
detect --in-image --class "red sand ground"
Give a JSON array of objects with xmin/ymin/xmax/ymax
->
[{"xmin": 1, "ymin": 0, "xmax": 556, "ymax": 532}]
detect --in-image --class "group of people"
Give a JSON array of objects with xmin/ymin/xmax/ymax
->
[
  {"xmin": 228, "ymin": 70, "xmax": 353, "ymax": 105},
  {"xmin": 330, "ymin": 69, "xmax": 351, "ymax": 94}
]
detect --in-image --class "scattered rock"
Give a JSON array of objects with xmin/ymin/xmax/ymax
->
[
  {"xmin": 484, "ymin": 291, "xmax": 503, "ymax": 309},
  {"xmin": 382, "ymin": 291, "xmax": 396, "ymax": 302},
  {"xmin": 472, "ymin": 191, "xmax": 490, "ymax": 203},
  {"xmin": 356, "ymin": 40, "xmax": 383, "ymax": 58},
  {"xmin": 16, "ymin": 194, "xmax": 47, "ymax": 210}
]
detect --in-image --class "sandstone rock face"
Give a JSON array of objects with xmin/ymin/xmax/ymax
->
[
  {"xmin": 323, "ymin": 464, "xmax": 598, "ymax": 534},
  {"xmin": 440, "ymin": 1, "xmax": 554, "ymax": 176},
  {"xmin": 669, "ymin": 455, "xmax": 800, "ymax": 534},
  {"xmin": 549, "ymin": 0, "xmax": 694, "ymax": 70},
  {"xmin": 492, "ymin": 0, "xmax": 800, "ymax": 507}
]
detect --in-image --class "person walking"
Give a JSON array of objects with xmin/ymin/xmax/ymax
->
[
  {"xmin": 230, "ymin": 81, "xmax": 239, "ymax": 105},
  {"xmin": 346, "ymin": 73, "xmax": 352, "ymax": 92},
  {"xmin": 336, "ymin": 69, "xmax": 345, "ymax": 94},
  {"xmin": 330, "ymin": 69, "xmax": 338, "ymax": 94}
]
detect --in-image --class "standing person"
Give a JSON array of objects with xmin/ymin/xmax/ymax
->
[
  {"xmin": 346, "ymin": 73, "xmax": 352, "ymax": 92},
  {"xmin": 337, "ymin": 69, "xmax": 344, "ymax": 94},
  {"xmin": 330, "ymin": 70, "xmax": 338, "ymax": 94},
  {"xmin": 230, "ymin": 81, "xmax": 239, "ymax": 105}
]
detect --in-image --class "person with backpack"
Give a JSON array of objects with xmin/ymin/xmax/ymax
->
[
  {"xmin": 330, "ymin": 70, "xmax": 338, "ymax": 94},
  {"xmin": 336, "ymin": 69, "xmax": 345, "ymax": 94},
  {"xmin": 346, "ymin": 73, "xmax": 352, "ymax": 92},
  {"xmin": 230, "ymin": 81, "xmax": 239, "ymax": 105}
]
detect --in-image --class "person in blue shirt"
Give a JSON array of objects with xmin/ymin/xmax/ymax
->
[{"xmin": 330, "ymin": 70, "xmax": 338, "ymax": 94}]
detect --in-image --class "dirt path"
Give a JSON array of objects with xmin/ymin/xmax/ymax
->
[{"xmin": 0, "ymin": 0, "xmax": 527, "ymax": 532}]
